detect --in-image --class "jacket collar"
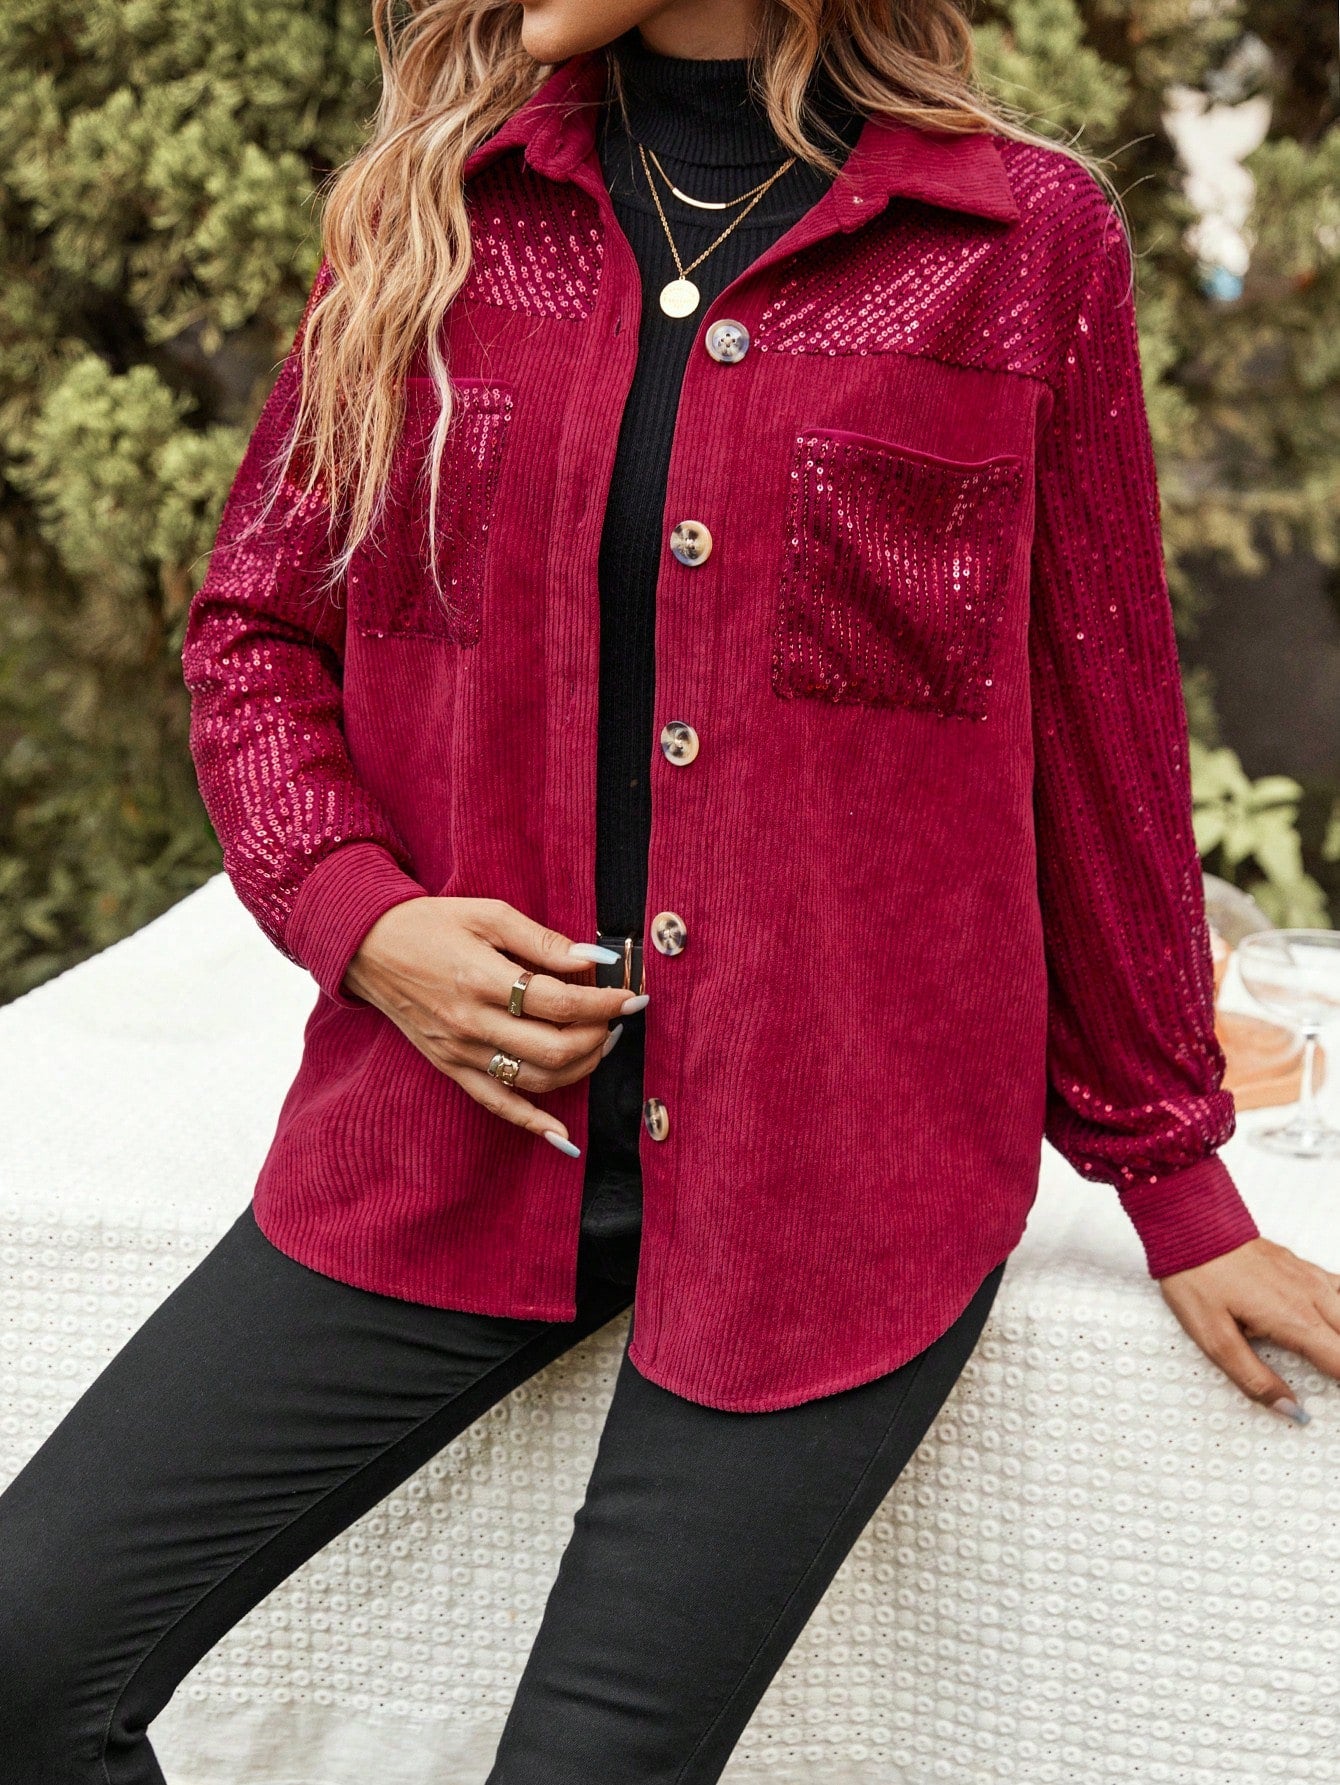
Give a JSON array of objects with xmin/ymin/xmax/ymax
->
[{"xmin": 464, "ymin": 53, "xmax": 1020, "ymax": 228}]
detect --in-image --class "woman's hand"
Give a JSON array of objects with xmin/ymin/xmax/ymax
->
[
  {"xmin": 1159, "ymin": 1236, "xmax": 1340, "ymax": 1424},
  {"xmin": 343, "ymin": 896, "xmax": 645, "ymax": 1155}
]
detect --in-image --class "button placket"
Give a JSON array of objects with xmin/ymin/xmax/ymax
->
[
  {"xmin": 654, "ymin": 360, "xmax": 730, "ymax": 1154},
  {"xmin": 648, "ymin": 711, "xmax": 696, "ymax": 1149}
]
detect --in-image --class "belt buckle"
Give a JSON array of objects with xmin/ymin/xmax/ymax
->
[
  {"xmin": 626, "ymin": 935, "xmax": 646, "ymax": 997},
  {"xmin": 596, "ymin": 931, "xmax": 645, "ymax": 997}
]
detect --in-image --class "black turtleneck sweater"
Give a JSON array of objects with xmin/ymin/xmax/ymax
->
[{"xmin": 593, "ymin": 36, "xmax": 865, "ymax": 936}]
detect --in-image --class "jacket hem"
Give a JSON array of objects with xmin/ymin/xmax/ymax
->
[
  {"xmin": 249, "ymin": 1190, "xmax": 582, "ymax": 1323},
  {"xmin": 624, "ymin": 1243, "xmax": 1016, "ymax": 1413}
]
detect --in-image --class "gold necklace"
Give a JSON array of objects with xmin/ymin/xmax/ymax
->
[
  {"xmin": 643, "ymin": 145, "xmax": 789, "ymax": 213},
  {"xmin": 638, "ymin": 142, "xmax": 797, "ymax": 318}
]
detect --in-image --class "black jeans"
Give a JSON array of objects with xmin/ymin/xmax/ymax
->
[{"xmin": 0, "ymin": 1008, "xmax": 1005, "ymax": 1784}]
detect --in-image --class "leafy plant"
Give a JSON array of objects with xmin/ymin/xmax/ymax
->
[{"xmin": 1190, "ymin": 739, "xmax": 1329, "ymax": 926}]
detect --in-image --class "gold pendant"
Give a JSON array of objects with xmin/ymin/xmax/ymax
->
[
  {"xmin": 659, "ymin": 278, "xmax": 700, "ymax": 319},
  {"xmin": 668, "ymin": 184, "xmax": 731, "ymax": 212}
]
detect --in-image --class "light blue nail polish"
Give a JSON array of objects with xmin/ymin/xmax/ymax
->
[
  {"xmin": 601, "ymin": 1023, "xmax": 625, "ymax": 1058},
  {"xmin": 620, "ymin": 992, "xmax": 650, "ymax": 1015},
  {"xmin": 1269, "ymin": 1396, "xmax": 1311, "ymax": 1425},
  {"xmin": 568, "ymin": 943, "xmax": 622, "ymax": 965},
  {"xmin": 542, "ymin": 1131, "xmax": 581, "ymax": 1158}
]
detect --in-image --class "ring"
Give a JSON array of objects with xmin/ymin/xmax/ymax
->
[
  {"xmin": 487, "ymin": 1050, "xmax": 523, "ymax": 1087},
  {"xmin": 507, "ymin": 970, "xmax": 534, "ymax": 1019}
]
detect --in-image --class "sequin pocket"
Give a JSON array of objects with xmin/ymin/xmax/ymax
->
[
  {"xmin": 351, "ymin": 377, "xmax": 514, "ymax": 645},
  {"xmin": 773, "ymin": 428, "xmax": 1025, "ymax": 719}
]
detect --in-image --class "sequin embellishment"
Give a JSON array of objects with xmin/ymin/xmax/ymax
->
[
  {"xmin": 352, "ymin": 380, "xmax": 514, "ymax": 645},
  {"xmin": 755, "ymin": 143, "xmax": 1117, "ymax": 393},
  {"xmin": 463, "ymin": 156, "xmax": 603, "ymax": 319},
  {"xmin": 773, "ymin": 432, "xmax": 1024, "ymax": 719}
]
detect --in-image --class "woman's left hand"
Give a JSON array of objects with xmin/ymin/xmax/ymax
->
[{"xmin": 1159, "ymin": 1236, "xmax": 1340, "ymax": 1424}]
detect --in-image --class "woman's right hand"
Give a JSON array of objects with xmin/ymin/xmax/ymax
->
[{"xmin": 343, "ymin": 896, "xmax": 646, "ymax": 1156}]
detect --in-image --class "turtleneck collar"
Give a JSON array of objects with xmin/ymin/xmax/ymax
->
[{"xmin": 608, "ymin": 29, "xmax": 864, "ymax": 170}]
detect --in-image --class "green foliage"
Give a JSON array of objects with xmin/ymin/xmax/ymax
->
[
  {"xmin": 0, "ymin": 1, "xmax": 1334, "ymax": 1000},
  {"xmin": 974, "ymin": 0, "xmax": 1133, "ymax": 139},
  {"xmin": 19, "ymin": 359, "xmax": 190, "ymax": 599},
  {"xmin": 0, "ymin": 1, "xmax": 379, "ymax": 1000},
  {"xmin": 1190, "ymin": 740, "xmax": 1329, "ymax": 926}
]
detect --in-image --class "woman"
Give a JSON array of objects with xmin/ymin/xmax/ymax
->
[{"xmin": 2, "ymin": 1, "xmax": 1337, "ymax": 1779}]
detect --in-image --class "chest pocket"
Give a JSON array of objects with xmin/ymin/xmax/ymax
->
[
  {"xmin": 772, "ymin": 428, "xmax": 1025, "ymax": 720},
  {"xmin": 351, "ymin": 377, "xmax": 514, "ymax": 645}
]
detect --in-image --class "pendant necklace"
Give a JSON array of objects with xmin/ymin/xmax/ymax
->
[
  {"xmin": 644, "ymin": 146, "xmax": 790, "ymax": 212},
  {"xmin": 638, "ymin": 142, "xmax": 797, "ymax": 318}
]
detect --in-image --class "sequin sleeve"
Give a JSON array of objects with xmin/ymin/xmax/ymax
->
[
  {"xmin": 1028, "ymin": 208, "xmax": 1259, "ymax": 1278},
  {"xmin": 181, "ymin": 266, "xmax": 427, "ymax": 1005}
]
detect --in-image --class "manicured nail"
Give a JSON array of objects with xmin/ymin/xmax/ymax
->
[
  {"xmin": 567, "ymin": 943, "xmax": 622, "ymax": 965},
  {"xmin": 542, "ymin": 1130, "xmax": 581, "ymax": 1158},
  {"xmin": 1269, "ymin": 1396, "xmax": 1311, "ymax": 1425},
  {"xmin": 601, "ymin": 1023, "xmax": 624, "ymax": 1058},
  {"xmin": 620, "ymin": 992, "xmax": 649, "ymax": 1014}
]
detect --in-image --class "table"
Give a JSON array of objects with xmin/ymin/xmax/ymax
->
[{"xmin": 1, "ymin": 876, "xmax": 1336, "ymax": 1784}]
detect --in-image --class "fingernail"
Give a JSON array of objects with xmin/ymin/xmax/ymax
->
[
  {"xmin": 601, "ymin": 1023, "xmax": 624, "ymax": 1058},
  {"xmin": 1269, "ymin": 1396, "xmax": 1311, "ymax": 1425},
  {"xmin": 620, "ymin": 992, "xmax": 649, "ymax": 1014},
  {"xmin": 542, "ymin": 1131, "xmax": 581, "ymax": 1158},
  {"xmin": 567, "ymin": 943, "xmax": 621, "ymax": 965}
]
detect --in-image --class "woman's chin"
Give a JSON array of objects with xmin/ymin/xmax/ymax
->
[
  {"xmin": 516, "ymin": 1, "xmax": 651, "ymax": 65},
  {"xmin": 517, "ymin": 12, "xmax": 599, "ymax": 63}
]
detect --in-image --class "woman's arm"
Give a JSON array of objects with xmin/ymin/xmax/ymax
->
[
  {"xmin": 1029, "ymin": 197, "xmax": 1340, "ymax": 1418},
  {"xmin": 181, "ymin": 264, "xmax": 427, "ymax": 1005},
  {"xmin": 1030, "ymin": 201, "xmax": 1254, "ymax": 1271}
]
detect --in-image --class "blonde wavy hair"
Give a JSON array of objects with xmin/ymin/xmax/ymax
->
[{"xmin": 289, "ymin": 0, "xmax": 1106, "ymax": 578}]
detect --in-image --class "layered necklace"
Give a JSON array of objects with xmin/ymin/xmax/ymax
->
[{"xmin": 637, "ymin": 141, "xmax": 797, "ymax": 318}]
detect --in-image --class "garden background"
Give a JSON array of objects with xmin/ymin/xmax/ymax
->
[{"xmin": 0, "ymin": 0, "xmax": 1336, "ymax": 1003}]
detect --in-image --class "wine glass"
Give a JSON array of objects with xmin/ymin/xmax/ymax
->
[{"xmin": 1236, "ymin": 929, "xmax": 1340, "ymax": 1157}]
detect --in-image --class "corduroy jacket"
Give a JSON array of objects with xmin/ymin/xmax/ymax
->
[{"xmin": 182, "ymin": 53, "xmax": 1260, "ymax": 1412}]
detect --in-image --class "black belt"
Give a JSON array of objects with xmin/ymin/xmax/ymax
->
[{"xmin": 592, "ymin": 930, "xmax": 646, "ymax": 996}]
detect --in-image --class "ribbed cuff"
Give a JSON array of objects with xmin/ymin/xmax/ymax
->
[
  {"xmin": 284, "ymin": 842, "xmax": 428, "ymax": 1006},
  {"xmin": 1117, "ymin": 1154, "xmax": 1260, "ymax": 1279}
]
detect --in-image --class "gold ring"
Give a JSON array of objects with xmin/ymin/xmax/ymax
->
[
  {"xmin": 507, "ymin": 970, "xmax": 534, "ymax": 1019},
  {"xmin": 487, "ymin": 1050, "xmax": 522, "ymax": 1087}
]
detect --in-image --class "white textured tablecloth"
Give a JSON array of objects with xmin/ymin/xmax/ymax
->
[{"xmin": 2, "ymin": 876, "xmax": 1337, "ymax": 1785}]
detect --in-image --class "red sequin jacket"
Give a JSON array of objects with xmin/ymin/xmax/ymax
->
[{"xmin": 182, "ymin": 54, "xmax": 1259, "ymax": 1411}]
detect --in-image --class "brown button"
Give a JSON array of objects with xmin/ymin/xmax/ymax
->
[
  {"xmin": 642, "ymin": 1097, "xmax": 670, "ymax": 1141},
  {"xmin": 705, "ymin": 318, "xmax": 751, "ymax": 364},
  {"xmin": 670, "ymin": 520, "xmax": 713, "ymax": 567},
  {"xmin": 651, "ymin": 911, "xmax": 687, "ymax": 956},
  {"xmin": 659, "ymin": 721, "xmax": 700, "ymax": 765}
]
